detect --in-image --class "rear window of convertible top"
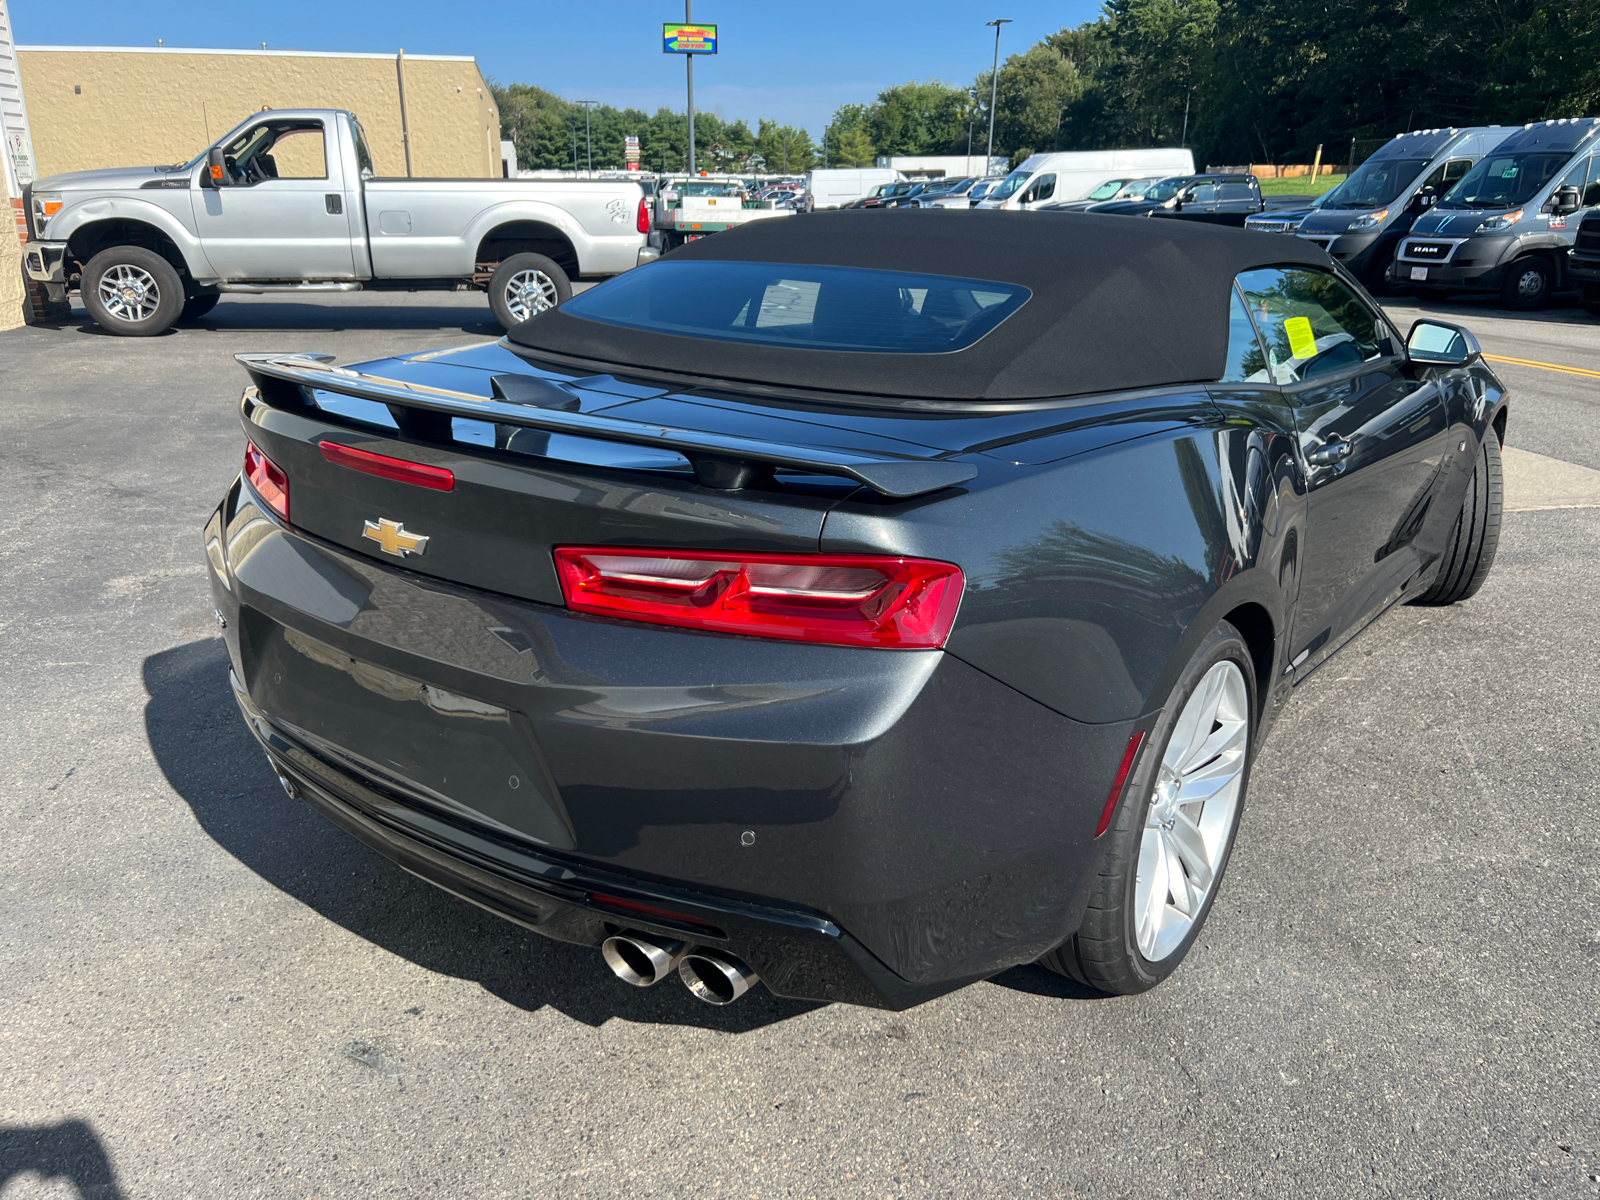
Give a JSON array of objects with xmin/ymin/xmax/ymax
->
[{"xmin": 561, "ymin": 260, "xmax": 1031, "ymax": 353}]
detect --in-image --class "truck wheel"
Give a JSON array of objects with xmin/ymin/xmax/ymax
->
[
  {"xmin": 1498, "ymin": 256, "xmax": 1552, "ymax": 311},
  {"xmin": 489, "ymin": 253, "xmax": 571, "ymax": 330},
  {"xmin": 180, "ymin": 290, "xmax": 220, "ymax": 322},
  {"xmin": 82, "ymin": 246, "xmax": 184, "ymax": 336}
]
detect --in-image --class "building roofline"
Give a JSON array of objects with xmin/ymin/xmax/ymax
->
[{"xmin": 16, "ymin": 45, "xmax": 479, "ymax": 63}]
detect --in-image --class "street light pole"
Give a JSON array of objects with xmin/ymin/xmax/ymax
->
[
  {"xmin": 985, "ymin": 18, "xmax": 1011, "ymax": 169},
  {"xmin": 578, "ymin": 100, "xmax": 598, "ymax": 176}
]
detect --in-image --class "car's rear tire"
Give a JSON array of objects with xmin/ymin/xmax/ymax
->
[
  {"xmin": 488, "ymin": 252, "xmax": 572, "ymax": 330},
  {"xmin": 180, "ymin": 290, "xmax": 220, "ymax": 322},
  {"xmin": 1498, "ymin": 256, "xmax": 1552, "ymax": 311},
  {"xmin": 1041, "ymin": 621, "xmax": 1256, "ymax": 995},
  {"xmin": 1410, "ymin": 425, "xmax": 1503, "ymax": 606},
  {"xmin": 82, "ymin": 246, "xmax": 184, "ymax": 336}
]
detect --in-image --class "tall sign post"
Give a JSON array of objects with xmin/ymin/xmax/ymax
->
[
  {"xmin": 984, "ymin": 19, "xmax": 1011, "ymax": 168},
  {"xmin": 625, "ymin": 135, "xmax": 641, "ymax": 173},
  {"xmin": 663, "ymin": 10, "xmax": 717, "ymax": 176}
]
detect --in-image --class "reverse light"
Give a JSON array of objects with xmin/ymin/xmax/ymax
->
[
  {"xmin": 1477, "ymin": 209, "xmax": 1523, "ymax": 231},
  {"xmin": 553, "ymin": 547, "xmax": 965, "ymax": 649},
  {"xmin": 319, "ymin": 440, "xmax": 454, "ymax": 491},
  {"xmin": 1346, "ymin": 208, "xmax": 1388, "ymax": 230},
  {"xmin": 243, "ymin": 440, "xmax": 289, "ymax": 521},
  {"xmin": 636, "ymin": 196, "xmax": 652, "ymax": 234}
]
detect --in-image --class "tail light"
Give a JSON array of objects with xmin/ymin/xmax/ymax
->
[
  {"xmin": 319, "ymin": 440, "xmax": 454, "ymax": 491},
  {"xmin": 637, "ymin": 196, "xmax": 651, "ymax": 234},
  {"xmin": 553, "ymin": 547, "xmax": 964, "ymax": 649},
  {"xmin": 243, "ymin": 440, "xmax": 289, "ymax": 521}
]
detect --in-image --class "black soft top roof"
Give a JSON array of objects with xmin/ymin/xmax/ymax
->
[{"xmin": 507, "ymin": 209, "xmax": 1334, "ymax": 401}]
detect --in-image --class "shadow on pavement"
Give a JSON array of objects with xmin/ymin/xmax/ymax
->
[
  {"xmin": 58, "ymin": 300, "xmax": 504, "ymax": 338},
  {"xmin": 1382, "ymin": 292, "xmax": 1600, "ymax": 328},
  {"xmin": 142, "ymin": 637, "xmax": 820, "ymax": 1032},
  {"xmin": 0, "ymin": 1119, "xmax": 125, "ymax": 1200}
]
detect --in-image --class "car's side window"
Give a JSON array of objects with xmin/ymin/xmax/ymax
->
[
  {"xmin": 1031, "ymin": 174, "xmax": 1056, "ymax": 202},
  {"xmin": 1219, "ymin": 182, "xmax": 1254, "ymax": 202},
  {"xmin": 1187, "ymin": 183, "xmax": 1216, "ymax": 204},
  {"xmin": 1581, "ymin": 156, "xmax": 1600, "ymax": 208},
  {"xmin": 1220, "ymin": 287, "xmax": 1271, "ymax": 382},
  {"xmin": 1235, "ymin": 267, "xmax": 1383, "ymax": 385}
]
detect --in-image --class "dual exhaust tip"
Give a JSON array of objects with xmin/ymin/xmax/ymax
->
[{"xmin": 601, "ymin": 932, "xmax": 758, "ymax": 1006}]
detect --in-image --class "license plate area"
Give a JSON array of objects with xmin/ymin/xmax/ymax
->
[
  {"xmin": 1410, "ymin": 266, "xmax": 1429, "ymax": 280},
  {"xmin": 245, "ymin": 617, "xmax": 574, "ymax": 849}
]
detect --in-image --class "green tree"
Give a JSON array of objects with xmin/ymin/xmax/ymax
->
[{"xmin": 988, "ymin": 44, "xmax": 1084, "ymax": 165}]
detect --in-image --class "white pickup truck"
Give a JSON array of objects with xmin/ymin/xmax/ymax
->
[{"xmin": 22, "ymin": 108, "xmax": 653, "ymax": 336}]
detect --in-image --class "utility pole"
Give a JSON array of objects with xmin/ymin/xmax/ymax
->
[
  {"xmin": 783, "ymin": 130, "xmax": 788, "ymax": 174},
  {"xmin": 985, "ymin": 19, "xmax": 1011, "ymax": 169},
  {"xmin": 1055, "ymin": 105, "xmax": 1068, "ymax": 152},
  {"xmin": 1180, "ymin": 86, "xmax": 1193, "ymax": 147},
  {"xmin": 685, "ymin": 0, "xmax": 696, "ymax": 175},
  {"xmin": 578, "ymin": 100, "xmax": 598, "ymax": 176}
]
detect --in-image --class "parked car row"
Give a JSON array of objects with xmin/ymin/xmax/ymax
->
[{"xmin": 1243, "ymin": 119, "xmax": 1600, "ymax": 312}]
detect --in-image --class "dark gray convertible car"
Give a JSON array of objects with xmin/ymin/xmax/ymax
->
[{"xmin": 206, "ymin": 211, "xmax": 1506, "ymax": 1008}]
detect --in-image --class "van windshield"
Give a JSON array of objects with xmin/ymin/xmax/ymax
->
[
  {"xmin": 987, "ymin": 168, "xmax": 1031, "ymax": 201},
  {"xmin": 1442, "ymin": 152, "xmax": 1571, "ymax": 209},
  {"xmin": 1320, "ymin": 157, "xmax": 1430, "ymax": 208}
]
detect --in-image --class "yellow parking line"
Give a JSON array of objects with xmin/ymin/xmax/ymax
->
[{"xmin": 1484, "ymin": 353, "xmax": 1600, "ymax": 380}]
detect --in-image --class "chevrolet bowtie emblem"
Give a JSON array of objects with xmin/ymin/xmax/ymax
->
[{"xmin": 362, "ymin": 517, "xmax": 428, "ymax": 558}]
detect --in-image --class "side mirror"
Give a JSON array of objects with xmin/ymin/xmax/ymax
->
[
  {"xmin": 203, "ymin": 146, "xmax": 226, "ymax": 188},
  {"xmin": 1407, "ymin": 319, "xmax": 1481, "ymax": 367},
  {"xmin": 1544, "ymin": 185, "xmax": 1581, "ymax": 215}
]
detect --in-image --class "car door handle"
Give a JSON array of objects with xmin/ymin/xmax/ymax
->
[
  {"xmin": 1307, "ymin": 436, "xmax": 1354, "ymax": 466},
  {"xmin": 325, "ymin": 194, "xmax": 343, "ymax": 215}
]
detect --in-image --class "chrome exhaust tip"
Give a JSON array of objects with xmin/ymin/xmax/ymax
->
[
  {"xmin": 678, "ymin": 949, "xmax": 759, "ymax": 1005},
  {"xmin": 268, "ymin": 758, "xmax": 299, "ymax": 799},
  {"xmin": 601, "ymin": 932, "xmax": 687, "ymax": 987}
]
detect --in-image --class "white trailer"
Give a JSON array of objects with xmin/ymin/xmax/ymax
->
[{"xmin": 804, "ymin": 168, "xmax": 902, "ymax": 211}]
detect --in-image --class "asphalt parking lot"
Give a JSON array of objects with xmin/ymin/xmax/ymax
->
[{"xmin": 3, "ymin": 289, "xmax": 1598, "ymax": 1199}]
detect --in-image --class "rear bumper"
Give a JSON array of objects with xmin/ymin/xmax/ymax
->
[{"xmin": 205, "ymin": 484, "xmax": 1136, "ymax": 1006}]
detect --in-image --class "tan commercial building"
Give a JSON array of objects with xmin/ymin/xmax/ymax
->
[{"xmin": 18, "ymin": 45, "xmax": 502, "ymax": 179}]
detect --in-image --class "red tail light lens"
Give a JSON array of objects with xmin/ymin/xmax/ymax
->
[
  {"xmin": 636, "ymin": 196, "xmax": 651, "ymax": 234},
  {"xmin": 1094, "ymin": 730, "xmax": 1146, "ymax": 838},
  {"xmin": 243, "ymin": 440, "xmax": 289, "ymax": 521},
  {"xmin": 319, "ymin": 440, "xmax": 454, "ymax": 491},
  {"xmin": 553, "ymin": 547, "xmax": 964, "ymax": 649}
]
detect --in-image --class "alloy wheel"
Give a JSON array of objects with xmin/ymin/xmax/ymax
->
[
  {"xmin": 98, "ymin": 264, "xmax": 162, "ymax": 323},
  {"xmin": 1135, "ymin": 659, "xmax": 1249, "ymax": 962},
  {"xmin": 503, "ymin": 269, "xmax": 560, "ymax": 322}
]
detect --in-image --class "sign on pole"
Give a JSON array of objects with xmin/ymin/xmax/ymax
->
[
  {"xmin": 625, "ymin": 134, "xmax": 641, "ymax": 173},
  {"xmin": 663, "ymin": 24, "xmax": 717, "ymax": 54}
]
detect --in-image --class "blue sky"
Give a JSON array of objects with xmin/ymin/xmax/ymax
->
[{"xmin": 13, "ymin": 1, "xmax": 1102, "ymax": 138}]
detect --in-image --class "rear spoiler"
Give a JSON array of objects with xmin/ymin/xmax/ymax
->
[{"xmin": 236, "ymin": 354, "xmax": 977, "ymax": 499}]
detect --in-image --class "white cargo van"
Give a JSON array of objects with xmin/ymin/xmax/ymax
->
[
  {"xmin": 805, "ymin": 168, "xmax": 904, "ymax": 211},
  {"xmin": 975, "ymin": 148, "xmax": 1196, "ymax": 211}
]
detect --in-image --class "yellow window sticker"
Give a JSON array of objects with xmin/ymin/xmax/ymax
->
[{"xmin": 1284, "ymin": 316, "xmax": 1319, "ymax": 360}]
